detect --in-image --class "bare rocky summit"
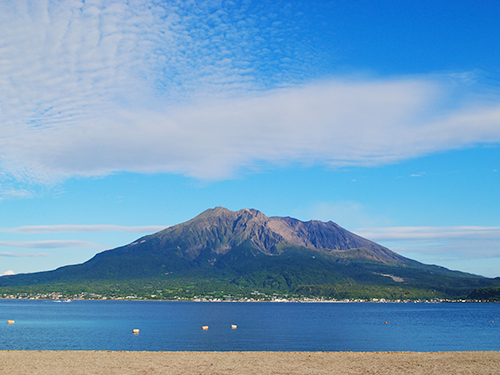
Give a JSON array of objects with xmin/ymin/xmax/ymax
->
[{"xmin": 136, "ymin": 207, "xmax": 406, "ymax": 264}]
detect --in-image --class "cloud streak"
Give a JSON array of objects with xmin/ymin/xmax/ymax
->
[
  {"xmin": 356, "ymin": 226, "xmax": 500, "ymax": 259},
  {"xmin": 357, "ymin": 226, "xmax": 500, "ymax": 242},
  {"xmin": 0, "ymin": 240, "xmax": 101, "ymax": 249},
  {"xmin": 0, "ymin": 252, "xmax": 49, "ymax": 258},
  {"xmin": 0, "ymin": 1, "xmax": 499, "ymax": 187},
  {"xmin": 0, "ymin": 225, "xmax": 167, "ymax": 234}
]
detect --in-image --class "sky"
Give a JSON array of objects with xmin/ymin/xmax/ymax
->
[{"xmin": 0, "ymin": 0, "xmax": 499, "ymax": 278}]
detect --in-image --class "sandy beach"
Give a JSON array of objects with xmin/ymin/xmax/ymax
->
[{"xmin": 1, "ymin": 351, "xmax": 499, "ymax": 375}]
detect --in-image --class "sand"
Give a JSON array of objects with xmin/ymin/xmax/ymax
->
[{"xmin": 1, "ymin": 351, "xmax": 499, "ymax": 375}]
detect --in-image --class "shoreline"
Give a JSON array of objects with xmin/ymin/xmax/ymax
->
[
  {"xmin": 2, "ymin": 297, "xmax": 497, "ymax": 303},
  {"xmin": 1, "ymin": 350, "xmax": 499, "ymax": 374}
]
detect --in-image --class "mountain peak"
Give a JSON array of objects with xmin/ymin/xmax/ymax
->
[
  {"xmin": 144, "ymin": 207, "xmax": 404, "ymax": 264},
  {"xmin": 196, "ymin": 207, "xmax": 266, "ymax": 219}
]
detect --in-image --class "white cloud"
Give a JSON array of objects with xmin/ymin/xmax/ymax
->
[
  {"xmin": 0, "ymin": 224, "xmax": 167, "ymax": 234},
  {"xmin": 1, "ymin": 270, "xmax": 15, "ymax": 276},
  {"xmin": 0, "ymin": 240, "xmax": 101, "ymax": 249},
  {"xmin": 0, "ymin": 252, "xmax": 49, "ymax": 258},
  {"xmin": 3, "ymin": 77, "xmax": 500, "ymax": 184},
  {"xmin": 356, "ymin": 226, "xmax": 500, "ymax": 259},
  {"xmin": 0, "ymin": 0, "xmax": 499, "ymax": 187}
]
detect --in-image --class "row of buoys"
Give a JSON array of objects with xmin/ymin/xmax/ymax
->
[
  {"xmin": 134, "ymin": 321, "xmax": 498, "ymax": 332},
  {"xmin": 131, "ymin": 325, "xmax": 237, "ymax": 333},
  {"xmin": 203, "ymin": 325, "xmax": 238, "ymax": 330},
  {"xmin": 7, "ymin": 320, "xmax": 15, "ymax": 324}
]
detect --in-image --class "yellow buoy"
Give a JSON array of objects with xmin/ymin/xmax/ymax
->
[
  {"xmin": 7, "ymin": 320, "xmax": 15, "ymax": 324},
  {"xmin": 132, "ymin": 329, "xmax": 140, "ymax": 334},
  {"xmin": 231, "ymin": 324, "xmax": 237, "ymax": 329},
  {"xmin": 202, "ymin": 326, "xmax": 209, "ymax": 330}
]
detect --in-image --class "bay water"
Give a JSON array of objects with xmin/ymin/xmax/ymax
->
[{"xmin": 1, "ymin": 300, "xmax": 499, "ymax": 351}]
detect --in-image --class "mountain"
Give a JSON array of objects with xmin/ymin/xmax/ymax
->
[{"xmin": 1, "ymin": 207, "xmax": 499, "ymax": 299}]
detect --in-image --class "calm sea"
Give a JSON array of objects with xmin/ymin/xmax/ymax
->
[{"xmin": 1, "ymin": 300, "xmax": 499, "ymax": 352}]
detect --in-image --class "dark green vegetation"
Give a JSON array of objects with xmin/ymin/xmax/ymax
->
[
  {"xmin": 467, "ymin": 287, "xmax": 500, "ymax": 302},
  {"xmin": 1, "ymin": 207, "xmax": 499, "ymax": 300}
]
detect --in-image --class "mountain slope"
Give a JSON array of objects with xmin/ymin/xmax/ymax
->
[{"xmin": 1, "ymin": 207, "xmax": 498, "ymax": 298}]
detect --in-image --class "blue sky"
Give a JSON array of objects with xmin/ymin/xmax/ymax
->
[{"xmin": 1, "ymin": 0, "xmax": 499, "ymax": 277}]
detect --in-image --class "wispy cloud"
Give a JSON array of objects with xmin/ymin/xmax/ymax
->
[
  {"xmin": 0, "ymin": 1, "xmax": 499, "ymax": 188},
  {"xmin": 356, "ymin": 226, "xmax": 500, "ymax": 259},
  {"xmin": 0, "ymin": 225, "xmax": 167, "ymax": 234},
  {"xmin": 3, "ymin": 77, "xmax": 500, "ymax": 183},
  {"xmin": 294, "ymin": 201, "xmax": 391, "ymax": 229},
  {"xmin": 0, "ymin": 240, "xmax": 101, "ymax": 249},
  {"xmin": 0, "ymin": 252, "xmax": 49, "ymax": 258}
]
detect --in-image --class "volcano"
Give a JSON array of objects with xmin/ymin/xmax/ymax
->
[{"xmin": 2, "ymin": 207, "xmax": 498, "ymax": 298}]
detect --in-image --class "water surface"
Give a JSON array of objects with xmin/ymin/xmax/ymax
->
[{"xmin": 1, "ymin": 300, "xmax": 499, "ymax": 351}]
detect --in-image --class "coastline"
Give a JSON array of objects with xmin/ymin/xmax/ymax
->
[
  {"xmin": 1, "ymin": 350, "xmax": 499, "ymax": 374},
  {"xmin": 2, "ymin": 296, "xmax": 496, "ymax": 303}
]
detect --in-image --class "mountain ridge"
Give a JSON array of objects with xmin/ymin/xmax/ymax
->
[{"xmin": 132, "ymin": 206, "xmax": 407, "ymax": 264}]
